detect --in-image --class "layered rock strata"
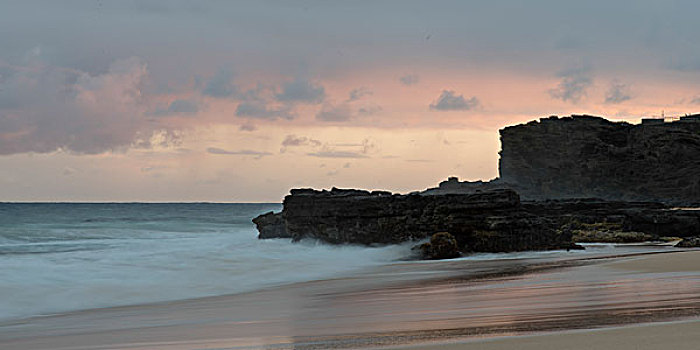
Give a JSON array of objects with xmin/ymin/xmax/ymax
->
[
  {"xmin": 254, "ymin": 188, "xmax": 700, "ymax": 251},
  {"xmin": 499, "ymin": 115, "xmax": 700, "ymax": 205},
  {"xmin": 256, "ymin": 187, "xmax": 577, "ymax": 253},
  {"xmin": 253, "ymin": 114, "xmax": 700, "ymax": 255}
]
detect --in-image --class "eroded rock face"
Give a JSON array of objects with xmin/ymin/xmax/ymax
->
[
  {"xmin": 499, "ymin": 115, "xmax": 700, "ymax": 205},
  {"xmin": 256, "ymin": 187, "xmax": 576, "ymax": 253},
  {"xmin": 252, "ymin": 211, "xmax": 289, "ymax": 239},
  {"xmin": 521, "ymin": 199, "xmax": 700, "ymax": 241},
  {"xmin": 251, "ymin": 114, "xmax": 700, "ymax": 254}
]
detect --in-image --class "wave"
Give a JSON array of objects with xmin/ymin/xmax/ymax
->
[{"xmin": 0, "ymin": 222, "xmax": 415, "ymax": 321}]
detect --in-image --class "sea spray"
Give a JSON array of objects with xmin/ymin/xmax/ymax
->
[{"xmin": 0, "ymin": 203, "xmax": 414, "ymax": 321}]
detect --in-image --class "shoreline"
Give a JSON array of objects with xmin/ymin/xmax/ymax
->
[
  {"xmin": 0, "ymin": 246, "xmax": 683, "ymax": 325},
  {"xmin": 1, "ymin": 249, "xmax": 699, "ymax": 349}
]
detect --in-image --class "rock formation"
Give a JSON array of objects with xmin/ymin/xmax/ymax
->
[
  {"xmin": 253, "ymin": 114, "xmax": 700, "ymax": 257},
  {"xmin": 256, "ymin": 187, "xmax": 578, "ymax": 253},
  {"xmin": 252, "ymin": 211, "xmax": 290, "ymax": 239},
  {"xmin": 416, "ymin": 232, "xmax": 461, "ymax": 259},
  {"xmin": 499, "ymin": 114, "xmax": 700, "ymax": 205}
]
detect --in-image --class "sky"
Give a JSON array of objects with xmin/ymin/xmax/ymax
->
[{"xmin": 1, "ymin": 0, "xmax": 700, "ymax": 202}]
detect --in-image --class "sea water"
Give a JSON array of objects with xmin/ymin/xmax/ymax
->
[
  {"xmin": 0, "ymin": 203, "xmax": 415, "ymax": 321},
  {"xmin": 0, "ymin": 203, "xmax": 674, "ymax": 322}
]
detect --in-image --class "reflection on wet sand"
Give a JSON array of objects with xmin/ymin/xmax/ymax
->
[{"xmin": 1, "ymin": 249, "xmax": 699, "ymax": 350}]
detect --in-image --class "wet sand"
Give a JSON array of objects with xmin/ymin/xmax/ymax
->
[
  {"xmin": 1, "ymin": 248, "xmax": 699, "ymax": 350},
  {"xmin": 605, "ymin": 250, "xmax": 700, "ymax": 273},
  {"xmin": 384, "ymin": 320, "xmax": 700, "ymax": 350},
  {"xmin": 384, "ymin": 250, "xmax": 700, "ymax": 350}
]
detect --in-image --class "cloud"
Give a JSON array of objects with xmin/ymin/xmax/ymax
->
[
  {"xmin": 306, "ymin": 137, "xmax": 377, "ymax": 158},
  {"xmin": 236, "ymin": 100, "xmax": 295, "ymax": 120},
  {"xmin": 280, "ymin": 134, "xmax": 321, "ymax": 153},
  {"xmin": 399, "ymin": 74, "xmax": 419, "ymax": 86},
  {"xmin": 548, "ymin": 67, "xmax": 592, "ymax": 103},
  {"xmin": 357, "ymin": 105, "xmax": 382, "ymax": 115},
  {"xmin": 307, "ymin": 151, "xmax": 369, "ymax": 158},
  {"xmin": 153, "ymin": 99, "xmax": 199, "ymax": 115},
  {"xmin": 0, "ymin": 56, "xmax": 181, "ymax": 155},
  {"xmin": 206, "ymin": 147, "xmax": 272, "ymax": 158},
  {"xmin": 235, "ymin": 85, "xmax": 296, "ymax": 120},
  {"xmin": 429, "ymin": 90, "xmax": 480, "ymax": 111},
  {"xmin": 316, "ymin": 103, "xmax": 353, "ymax": 122},
  {"xmin": 202, "ymin": 69, "xmax": 236, "ymax": 98},
  {"xmin": 238, "ymin": 122, "xmax": 257, "ymax": 131},
  {"xmin": 281, "ymin": 134, "xmax": 321, "ymax": 147},
  {"xmin": 604, "ymin": 80, "xmax": 632, "ymax": 104},
  {"xmin": 690, "ymin": 96, "xmax": 700, "ymax": 105},
  {"xmin": 347, "ymin": 87, "xmax": 372, "ymax": 101},
  {"xmin": 275, "ymin": 77, "xmax": 325, "ymax": 104}
]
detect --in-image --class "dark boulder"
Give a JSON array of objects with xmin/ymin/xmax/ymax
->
[{"xmin": 419, "ymin": 232, "xmax": 461, "ymax": 260}]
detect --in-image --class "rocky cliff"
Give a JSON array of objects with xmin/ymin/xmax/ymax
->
[
  {"xmin": 256, "ymin": 187, "xmax": 578, "ymax": 253},
  {"xmin": 255, "ymin": 186, "xmax": 700, "ymax": 251},
  {"xmin": 499, "ymin": 115, "xmax": 700, "ymax": 205},
  {"xmin": 252, "ymin": 114, "xmax": 700, "ymax": 256}
]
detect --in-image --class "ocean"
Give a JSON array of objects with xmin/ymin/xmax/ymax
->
[
  {"xmin": 0, "ymin": 203, "xmax": 676, "ymax": 324},
  {"xmin": 0, "ymin": 203, "xmax": 416, "ymax": 321}
]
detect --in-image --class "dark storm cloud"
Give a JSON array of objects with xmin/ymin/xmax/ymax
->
[
  {"xmin": 548, "ymin": 67, "xmax": 592, "ymax": 104},
  {"xmin": 604, "ymin": 80, "xmax": 632, "ymax": 104},
  {"xmin": 429, "ymin": 90, "xmax": 480, "ymax": 111}
]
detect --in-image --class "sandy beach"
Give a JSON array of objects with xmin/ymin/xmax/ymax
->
[
  {"xmin": 384, "ymin": 250, "xmax": 700, "ymax": 350},
  {"xmin": 384, "ymin": 320, "xmax": 700, "ymax": 350},
  {"xmin": 1, "ymin": 248, "xmax": 699, "ymax": 350}
]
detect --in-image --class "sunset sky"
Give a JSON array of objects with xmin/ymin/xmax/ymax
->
[{"xmin": 2, "ymin": 1, "xmax": 700, "ymax": 202}]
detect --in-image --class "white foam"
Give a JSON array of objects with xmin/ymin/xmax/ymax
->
[{"xmin": 0, "ymin": 227, "xmax": 414, "ymax": 321}]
